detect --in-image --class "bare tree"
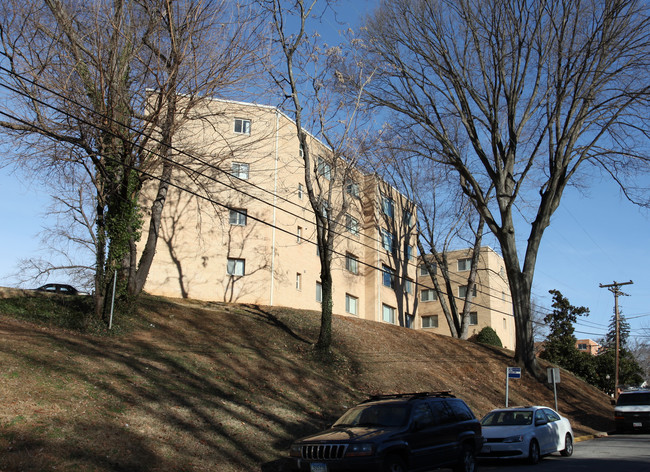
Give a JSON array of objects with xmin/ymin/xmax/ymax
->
[
  {"xmin": 0, "ymin": 0, "xmax": 262, "ymax": 319},
  {"xmin": 375, "ymin": 143, "xmax": 489, "ymax": 338},
  {"xmin": 350, "ymin": 0, "xmax": 650, "ymax": 373},
  {"xmin": 264, "ymin": 0, "xmax": 374, "ymax": 350}
]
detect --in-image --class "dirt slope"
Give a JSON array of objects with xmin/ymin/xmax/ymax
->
[{"xmin": 0, "ymin": 296, "xmax": 613, "ymax": 471}]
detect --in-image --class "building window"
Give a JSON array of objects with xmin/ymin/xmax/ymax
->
[
  {"xmin": 296, "ymin": 273, "xmax": 302, "ymax": 290},
  {"xmin": 469, "ymin": 312, "xmax": 478, "ymax": 325},
  {"xmin": 458, "ymin": 258, "xmax": 472, "ymax": 271},
  {"xmin": 406, "ymin": 314, "xmax": 414, "ymax": 329},
  {"xmin": 346, "ymin": 214, "xmax": 360, "ymax": 236},
  {"xmin": 406, "ymin": 245, "xmax": 414, "ymax": 260},
  {"xmin": 316, "ymin": 282, "xmax": 322, "ymax": 303},
  {"xmin": 405, "ymin": 279, "xmax": 414, "ymax": 294},
  {"xmin": 459, "ymin": 285, "xmax": 477, "ymax": 298},
  {"xmin": 419, "ymin": 263, "xmax": 434, "ymax": 276},
  {"xmin": 420, "ymin": 289, "xmax": 437, "ymax": 302},
  {"xmin": 229, "ymin": 209, "xmax": 247, "ymax": 226},
  {"xmin": 231, "ymin": 162, "xmax": 249, "ymax": 179},
  {"xmin": 345, "ymin": 253, "xmax": 359, "ymax": 275},
  {"xmin": 317, "ymin": 157, "xmax": 332, "ymax": 180},
  {"xmin": 346, "ymin": 180, "xmax": 360, "ymax": 198},
  {"xmin": 381, "ymin": 195, "xmax": 394, "ymax": 219},
  {"xmin": 321, "ymin": 201, "xmax": 330, "ymax": 219},
  {"xmin": 382, "ymin": 304, "xmax": 395, "ymax": 324},
  {"xmin": 403, "ymin": 210, "xmax": 413, "ymax": 228},
  {"xmin": 298, "ymin": 183, "xmax": 304, "ymax": 199},
  {"xmin": 381, "ymin": 229, "xmax": 394, "ymax": 252},
  {"xmin": 503, "ymin": 318, "xmax": 507, "ymax": 329},
  {"xmin": 382, "ymin": 265, "xmax": 395, "ymax": 288},
  {"xmin": 296, "ymin": 226, "xmax": 302, "ymax": 243},
  {"xmin": 234, "ymin": 118, "xmax": 251, "ymax": 135},
  {"xmin": 345, "ymin": 294, "xmax": 358, "ymax": 315},
  {"xmin": 226, "ymin": 258, "xmax": 245, "ymax": 276},
  {"xmin": 422, "ymin": 315, "xmax": 439, "ymax": 328},
  {"xmin": 578, "ymin": 343, "xmax": 587, "ymax": 351}
]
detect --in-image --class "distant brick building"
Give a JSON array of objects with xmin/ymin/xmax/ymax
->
[{"xmin": 576, "ymin": 339, "xmax": 602, "ymax": 355}]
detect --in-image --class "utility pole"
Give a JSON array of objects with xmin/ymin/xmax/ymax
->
[{"xmin": 599, "ymin": 280, "xmax": 633, "ymax": 400}]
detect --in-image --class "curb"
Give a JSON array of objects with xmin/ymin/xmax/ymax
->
[{"xmin": 575, "ymin": 432, "xmax": 609, "ymax": 442}]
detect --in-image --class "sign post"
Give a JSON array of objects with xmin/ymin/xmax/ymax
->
[
  {"xmin": 506, "ymin": 367, "xmax": 521, "ymax": 407},
  {"xmin": 547, "ymin": 367, "xmax": 561, "ymax": 411}
]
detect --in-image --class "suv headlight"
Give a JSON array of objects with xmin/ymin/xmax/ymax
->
[
  {"xmin": 289, "ymin": 444, "xmax": 302, "ymax": 458},
  {"xmin": 345, "ymin": 443, "xmax": 374, "ymax": 457},
  {"xmin": 503, "ymin": 435, "xmax": 524, "ymax": 443}
]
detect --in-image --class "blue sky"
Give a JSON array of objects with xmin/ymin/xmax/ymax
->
[{"xmin": 1, "ymin": 0, "xmax": 649, "ymax": 345}]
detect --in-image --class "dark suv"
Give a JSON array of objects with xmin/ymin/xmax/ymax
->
[{"xmin": 289, "ymin": 391, "xmax": 483, "ymax": 472}]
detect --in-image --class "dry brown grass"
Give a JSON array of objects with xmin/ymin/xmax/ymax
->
[{"xmin": 0, "ymin": 294, "xmax": 613, "ymax": 471}]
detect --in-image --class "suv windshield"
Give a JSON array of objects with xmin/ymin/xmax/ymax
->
[
  {"xmin": 617, "ymin": 392, "xmax": 650, "ymax": 406},
  {"xmin": 481, "ymin": 410, "xmax": 533, "ymax": 426},
  {"xmin": 333, "ymin": 404, "xmax": 411, "ymax": 428}
]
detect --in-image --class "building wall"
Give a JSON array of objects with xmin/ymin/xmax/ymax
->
[
  {"xmin": 140, "ymin": 98, "xmax": 416, "ymax": 325},
  {"xmin": 416, "ymin": 247, "xmax": 516, "ymax": 349}
]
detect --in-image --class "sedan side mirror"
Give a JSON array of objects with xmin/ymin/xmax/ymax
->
[{"xmin": 535, "ymin": 418, "xmax": 548, "ymax": 426}]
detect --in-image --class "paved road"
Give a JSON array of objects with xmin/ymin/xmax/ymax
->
[{"xmin": 479, "ymin": 434, "xmax": 650, "ymax": 472}]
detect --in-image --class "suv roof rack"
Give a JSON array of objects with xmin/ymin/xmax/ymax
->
[{"xmin": 361, "ymin": 391, "xmax": 455, "ymax": 403}]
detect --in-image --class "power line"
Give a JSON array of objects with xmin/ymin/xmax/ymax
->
[{"xmin": 0, "ymin": 67, "xmax": 522, "ymax": 320}]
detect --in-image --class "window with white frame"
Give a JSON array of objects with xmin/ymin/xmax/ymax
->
[
  {"xmin": 469, "ymin": 312, "xmax": 478, "ymax": 325},
  {"xmin": 296, "ymin": 226, "xmax": 302, "ymax": 243},
  {"xmin": 382, "ymin": 265, "xmax": 395, "ymax": 288},
  {"xmin": 420, "ymin": 262, "xmax": 436, "ymax": 276},
  {"xmin": 233, "ymin": 118, "xmax": 251, "ymax": 135},
  {"xmin": 381, "ymin": 229, "xmax": 394, "ymax": 252},
  {"xmin": 381, "ymin": 195, "xmax": 394, "ymax": 219},
  {"xmin": 229, "ymin": 209, "xmax": 247, "ymax": 226},
  {"xmin": 420, "ymin": 288, "xmax": 437, "ymax": 302},
  {"xmin": 316, "ymin": 282, "xmax": 322, "ymax": 303},
  {"xmin": 346, "ymin": 180, "xmax": 360, "ymax": 198},
  {"xmin": 422, "ymin": 315, "xmax": 439, "ymax": 328},
  {"xmin": 345, "ymin": 253, "xmax": 359, "ymax": 275},
  {"xmin": 405, "ymin": 279, "xmax": 414, "ymax": 294},
  {"xmin": 296, "ymin": 273, "xmax": 302, "ymax": 290},
  {"xmin": 459, "ymin": 285, "xmax": 477, "ymax": 298},
  {"xmin": 457, "ymin": 258, "xmax": 472, "ymax": 271},
  {"xmin": 231, "ymin": 162, "xmax": 249, "ymax": 179},
  {"xmin": 345, "ymin": 294, "xmax": 358, "ymax": 315},
  {"xmin": 345, "ymin": 214, "xmax": 360, "ymax": 236},
  {"xmin": 317, "ymin": 157, "xmax": 332, "ymax": 180},
  {"xmin": 298, "ymin": 183, "xmax": 304, "ymax": 199},
  {"xmin": 382, "ymin": 304, "xmax": 395, "ymax": 324},
  {"xmin": 226, "ymin": 258, "xmax": 245, "ymax": 276}
]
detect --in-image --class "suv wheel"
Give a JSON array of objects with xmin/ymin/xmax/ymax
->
[
  {"xmin": 383, "ymin": 454, "xmax": 407, "ymax": 472},
  {"xmin": 560, "ymin": 433, "xmax": 573, "ymax": 457},
  {"xmin": 528, "ymin": 439, "xmax": 540, "ymax": 464},
  {"xmin": 452, "ymin": 444, "xmax": 477, "ymax": 472}
]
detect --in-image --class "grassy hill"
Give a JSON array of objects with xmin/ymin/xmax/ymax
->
[{"xmin": 0, "ymin": 292, "xmax": 614, "ymax": 471}]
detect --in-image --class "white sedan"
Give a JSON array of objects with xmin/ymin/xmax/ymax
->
[{"xmin": 478, "ymin": 406, "xmax": 574, "ymax": 464}]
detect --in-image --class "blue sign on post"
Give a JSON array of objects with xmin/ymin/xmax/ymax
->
[
  {"xmin": 507, "ymin": 367, "xmax": 522, "ymax": 379},
  {"xmin": 505, "ymin": 367, "xmax": 521, "ymax": 407}
]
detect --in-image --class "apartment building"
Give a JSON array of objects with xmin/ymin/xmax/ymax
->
[
  {"xmin": 416, "ymin": 247, "xmax": 516, "ymax": 349},
  {"xmin": 140, "ymin": 98, "xmax": 417, "ymax": 325}
]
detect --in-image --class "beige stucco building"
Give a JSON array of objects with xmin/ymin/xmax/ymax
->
[
  {"xmin": 416, "ymin": 247, "xmax": 516, "ymax": 349},
  {"xmin": 141, "ymin": 98, "xmax": 418, "ymax": 326}
]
